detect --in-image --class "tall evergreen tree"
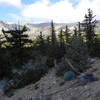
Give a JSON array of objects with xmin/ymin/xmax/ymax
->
[
  {"xmin": 74, "ymin": 27, "xmax": 78, "ymax": 36},
  {"xmin": 46, "ymin": 35, "xmax": 50, "ymax": 46},
  {"xmin": 82, "ymin": 9, "xmax": 96, "ymax": 53},
  {"xmin": 37, "ymin": 32, "xmax": 44, "ymax": 44},
  {"xmin": 78, "ymin": 22, "xmax": 81, "ymax": 36},
  {"xmin": 64, "ymin": 25, "xmax": 70, "ymax": 43},
  {"xmin": 45, "ymin": 35, "xmax": 51, "ymax": 54},
  {"xmin": 58, "ymin": 29, "xmax": 65, "ymax": 57},
  {"xmin": 2, "ymin": 25, "xmax": 32, "ymax": 68},
  {"xmin": 2, "ymin": 25, "xmax": 31, "ymax": 48},
  {"xmin": 51, "ymin": 20, "xmax": 57, "ymax": 45},
  {"xmin": 37, "ymin": 31, "xmax": 46, "ymax": 55},
  {"xmin": 49, "ymin": 21, "xmax": 61, "ymax": 60},
  {"xmin": 0, "ymin": 34, "xmax": 11, "ymax": 78},
  {"xmin": 58, "ymin": 29, "xmax": 64, "ymax": 47}
]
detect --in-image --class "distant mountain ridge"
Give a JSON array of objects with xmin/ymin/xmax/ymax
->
[{"xmin": 0, "ymin": 20, "xmax": 100, "ymax": 38}]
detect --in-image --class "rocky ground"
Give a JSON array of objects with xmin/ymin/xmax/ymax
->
[{"xmin": 0, "ymin": 59, "xmax": 100, "ymax": 100}]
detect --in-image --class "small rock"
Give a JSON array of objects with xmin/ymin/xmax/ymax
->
[{"xmin": 70, "ymin": 96, "xmax": 78, "ymax": 100}]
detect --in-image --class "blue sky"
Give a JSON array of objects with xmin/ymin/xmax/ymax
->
[
  {"xmin": 22, "ymin": 0, "xmax": 60, "ymax": 4},
  {"xmin": 0, "ymin": 0, "xmax": 100, "ymax": 23}
]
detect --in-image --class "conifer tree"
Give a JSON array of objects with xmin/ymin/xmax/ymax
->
[
  {"xmin": 49, "ymin": 21, "xmax": 61, "ymax": 60},
  {"xmin": 51, "ymin": 20, "xmax": 57, "ymax": 45},
  {"xmin": 74, "ymin": 27, "xmax": 78, "ymax": 36},
  {"xmin": 45, "ymin": 35, "xmax": 51, "ymax": 54},
  {"xmin": 58, "ymin": 29, "xmax": 64, "ymax": 47},
  {"xmin": 58, "ymin": 29, "xmax": 65, "ymax": 56},
  {"xmin": 2, "ymin": 25, "xmax": 32, "ymax": 68},
  {"xmin": 64, "ymin": 25, "xmax": 70, "ymax": 43},
  {"xmin": 37, "ymin": 31, "xmax": 46, "ymax": 55},
  {"xmin": 46, "ymin": 35, "xmax": 50, "ymax": 46},
  {"xmin": 82, "ymin": 8, "xmax": 96, "ymax": 55},
  {"xmin": 2, "ymin": 25, "xmax": 31, "ymax": 48},
  {"xmin": 78, "ymin": 22, "xmax": 81, "ymax": 36},
  {"xmin": 0, "ymin": 34, "xmax": 11, "ymax": 78},
  {"xmin": 38, "ymin": 32, "xmax": 44, "ymax": 44}
]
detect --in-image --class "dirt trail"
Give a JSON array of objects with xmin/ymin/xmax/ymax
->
[{"xmin": 0, "ymin": 59, "xmax": 100, "ymax": 100}]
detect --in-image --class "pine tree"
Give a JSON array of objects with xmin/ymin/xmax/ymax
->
[
  {"xmin": 51, "ymin": 20, "xmax": 57, "ymax": 46},
  {"xmin": 48, "ymin": 20, "xmax": 62, "ymax": 60},
  {"xmin": 58, "ymin": 29, "xmax": 64, "ymax": 47},
  {"xmin": 37, "ymin": 31, "xmax": 46, "ymax": 55},
  {"xmin": 0, "ymin": 34, "xmax": 11, "ymax": 78},
  {"xmin": 2, "ymin": 25, "xmax": 31, "ymax": 48},
  {"xmin": 58, "ymin": 29, "xmax": 65, "ymax": 56},
  {"xmin": 78, "ymin": 22, "xmax": 81, "ymax": 36},
  {"xmin": 37, "ymin": 32, "xmax": 44, "ymax": 44},
  {"xmin": 74, "ymin": 27, "xmax": 78, "ymax": 36},
  {"xmin": 82, "ymin": 8, "xmax": 96, "ymax": 55},
  {"xmin": 45, "ymin": 35, "xmax": 51, "ymax": 55},
  {"xmin": 64, "ymin": 25, "xmax": 70, "ymax": 43},
  {"xmin": 46, "ymin": 35, "xmax": 50, "ymax": 46},
  {"xmin": 2, "ymin": 25, "xmax": 32, "ymax": 68}
]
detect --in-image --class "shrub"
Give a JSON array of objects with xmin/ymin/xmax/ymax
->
[
  {"xmin": 56, "ymin": 35, "xmax": 89, "ymax": 76},
  {"xmin": 66, "ymin": 35, "xmax": 89, "ymax": 72}
]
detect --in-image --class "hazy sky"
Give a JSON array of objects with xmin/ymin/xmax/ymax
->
[{"xmin": 0, "ymin": 0, "xmax": 100, "ymax": 23}]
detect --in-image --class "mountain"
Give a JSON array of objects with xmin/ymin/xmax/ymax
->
[
  {"xmin": 0, "ymin": 20, "xmax": 100, "ymax": 38},
  {"xmin": 0, "ymin": 21, "xmax": 78, "ymax": 37}
]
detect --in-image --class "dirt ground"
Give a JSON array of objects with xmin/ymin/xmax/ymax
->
[{"xmin": 0, "ymin": 59, "xmax": 100, "ymax": 100}]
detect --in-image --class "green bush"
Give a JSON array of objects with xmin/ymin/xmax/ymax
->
[
  {"xmin": 56, "ymin": 35, "xmax": 89, "ymax": 76},
  {"xmin": 90, "ymin": 37, "xmax": 100, "ymax": 57},
  {"xmin": 66, "ymin": 35, "xmax": 89, "ymax": 72}
]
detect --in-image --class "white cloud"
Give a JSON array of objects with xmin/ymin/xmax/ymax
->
[
  {"xmin": 21, "ymin": 0, "xmax": 75, "ymax": 23},
  {"xmin": 9, "ymin": 14, "xmax": 21, "ymax": 20},
  {"xmin": 0, "ymin": 0, "xmax": 22, "ymax": 8},
  {"xmin": 74, "ymin": 0, "xmax": 100, "ymax": 20},
  {"xmin": 11, "ymin": 0, "xmax": 100, "ymax": 23}
]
